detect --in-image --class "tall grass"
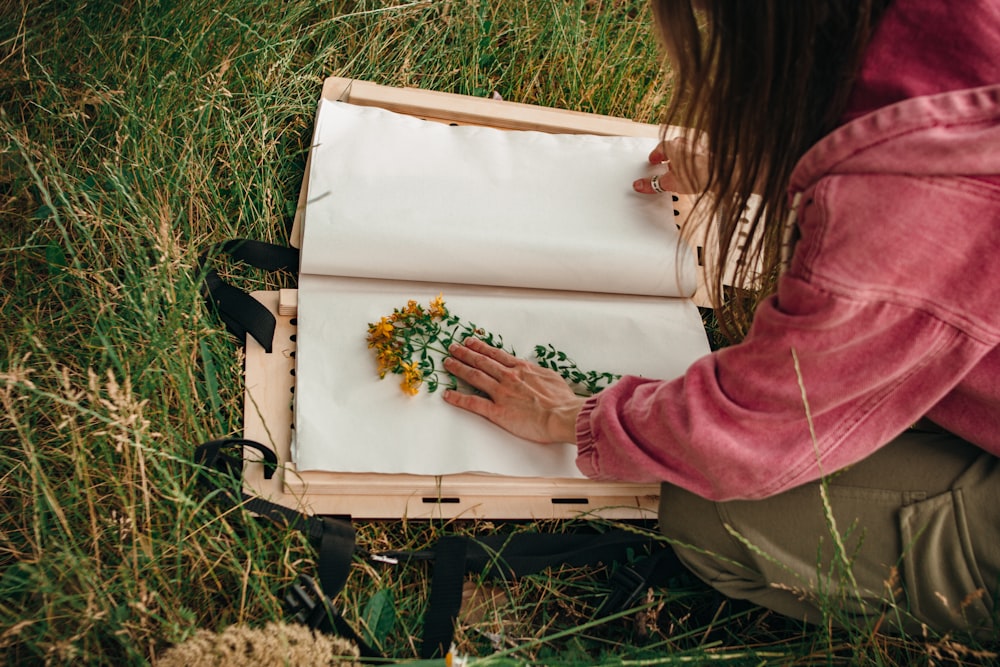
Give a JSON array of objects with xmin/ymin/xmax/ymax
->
[{"xmin": 0, "ymin": 1, "xmax": 992, "ymax": 664}]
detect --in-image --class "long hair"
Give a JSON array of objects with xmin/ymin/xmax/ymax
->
[{"xmin": 654, "ymin": 0, "xmax": 891, "ymax": 341}]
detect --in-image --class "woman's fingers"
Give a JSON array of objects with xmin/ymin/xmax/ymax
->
[
  {"xmin": 633, "ymin": 168, "xmax": 675, "ymax": 196},
  {"xmin": 648, "ymin": 144, "xmax": 669, "ymax": 165},
  {"xmin": 634, "ymin": 142, "xmax": 674, "ymax": 194},
  {"xmin": 460, "ymin": 336, "xmax": 518, "ymax": 368},
  {"xmin": 635, "ymin": 136, "xmax": 710, "ymax": 195},
  {"xmin": 442, "ymin": 338, "xmax": 586, "ymax": 444},
  {"xmin": 446, "ymin": 337, "xmax": 512, "ymax": 383},
  {"xmin": 443, "ymin": 348, "xmax": 498, "ymax": 398}
]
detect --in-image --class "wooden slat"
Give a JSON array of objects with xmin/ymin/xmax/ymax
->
[{"xmin": 322, "ymin": 77, "xmax": 665, "ymax": 136}]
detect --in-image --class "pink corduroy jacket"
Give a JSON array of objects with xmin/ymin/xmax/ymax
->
[{"xmin": 575, "ymin": 80, "xmax": 1000, "ymax": 501}]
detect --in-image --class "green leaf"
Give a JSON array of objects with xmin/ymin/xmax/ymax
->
[
  {"xmin": 199, "ymin": 340, "xmax": 223, "ymax": 428},
  {"xmin": 363, "ymin": 589, "xmax": 396, "ymax": 647},
  {"xmin": 45, "ymin": 243, "xmax": 67, "ymax": 274}
]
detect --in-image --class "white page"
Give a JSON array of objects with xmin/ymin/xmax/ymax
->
[
  {"xmin": 293, "ymin": 276, "xmax": 710, "ymax": 477},
  {"xmin": 292, "ymin": 99, "xmax": 710, "ymax": 478},
  {"xmin": 300, "ymin": 100, "xmax": 698, "ymax": 298}
]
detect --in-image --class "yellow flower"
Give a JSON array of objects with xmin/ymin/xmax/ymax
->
[
  {"xmin": 376, "ymin": 348, "xmax": 401, "ymax": 378},
  {"xmin": 399, "ymin": 360, "xmax": 422, "ymax": 396},
  {"xmin": 366, "ymin": 317, "xmax": 394, "ymax": 347},
  {"xmin": 428, "ymin": 293, "xmax": 447, "ymax": 319},
  {"xmin": 404, "ymin": 299, "xmax": 420, "ymax": 315}
]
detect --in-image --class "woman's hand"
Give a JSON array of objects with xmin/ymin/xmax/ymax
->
[
  {"xmin": 442, "ymin": 337, "xmax": 587, "ymax": 444},
  {"xmin": 633, "ymin": 136, "xmax": 709, "ymax": 195}
]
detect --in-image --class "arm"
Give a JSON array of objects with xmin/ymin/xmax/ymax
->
[
  {"xmin": 444, "ymin": 273, "xmax": 986, "ymax": 501},
  {"xmin": 577, "ymin": 274, "xmax": 985, "ymax": 500}
]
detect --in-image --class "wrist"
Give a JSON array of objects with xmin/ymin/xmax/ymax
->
[{"xmin": 549, "ymin": 396, "xmax": 588, "ymax": 444}]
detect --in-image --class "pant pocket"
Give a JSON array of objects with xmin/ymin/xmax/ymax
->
[{"xmin": 898, "ymin": 488, "xmax": 994, "ymax": 634}]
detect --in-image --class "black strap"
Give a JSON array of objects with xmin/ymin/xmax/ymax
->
[
  {"xmin": 198, "ymin": 239, "xmax": 299, "ymax": 353},
  {"xmin": 406, "ymin": 529, "xmax": 675, "ymax": 658},
  {"xmin": 193, "ymin": 439, "xmax": 378, "ymax": 658},
  {"xmin": 196, "ymin": 438, "xmax": 278, "ymax": 490},
  {"xmin": 419, "ymin": 536, "xmax": 469, "ymax": 659},
  {"xmin": 195, "ymin": 439, "xmax": 680, "ymax": 661},
  {"xmin": 285, "ymin": 574, "xmax": 379, "ymax": 659},
  {"xmin": 465, "ymin": 530, "xmax": 659, "ymax": 579}
]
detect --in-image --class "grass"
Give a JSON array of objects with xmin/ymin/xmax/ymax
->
[{"xmin": 0, "ymin": 0, "xmax": 995, "ymax": 664}]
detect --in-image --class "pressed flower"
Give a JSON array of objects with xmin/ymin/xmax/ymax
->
[
  {"xmin": 399, "ymin": 361, "xmax": 422, "ymax": 395},
  {"xmin": 367, "ymin": 296, "xmax": 454, "ymax": 395},
  {"xmin": 368, "ymin": 294, "xmax": 524, "ymax": 396},
  {"xmin": 376, "ymin": 348, "xmax": 401, "ymax": 378},
  {"xmin": 366, "ymin": 317, "xmax": 394, "ymax": 346},
  {"xmin": 428, "ymin": 293, "xmax": 447, "ymax": 319}
]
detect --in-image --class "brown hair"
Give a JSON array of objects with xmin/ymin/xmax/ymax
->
[{"xmin": 654, "ymin": 0, "xmax": 891, "ymax": 341}]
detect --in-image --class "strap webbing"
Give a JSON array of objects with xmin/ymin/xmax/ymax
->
[
  {"xmin": 194, "ymin": 439, "xmax": 683, "ymax": 662},
  {"xmin": 419, "ymin": 536, "xmax": 469, "ymax": 659},
  {"xmin": 194, "ymin": 439, "xmax": 377, "ymax": 658},
  {"xmin": 412, "ymin": 529, "xmax": 676, "ymax": 658},
  {"xmin": 466, "ymin": 530, "xmax": 658, "ymax": 579},
  {"xmin": 199, "ymin": 239, "xmax": 299, "ymax": 353}
]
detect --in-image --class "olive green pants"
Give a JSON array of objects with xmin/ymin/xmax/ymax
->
[{"xmin": 659, "ymin": 428, "xmax": 999, "ymax": 638}]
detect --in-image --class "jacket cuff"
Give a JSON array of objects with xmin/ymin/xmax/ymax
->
[{"xmin": 574, "ymin": 394, "xmax": 602, "ymax": 478}]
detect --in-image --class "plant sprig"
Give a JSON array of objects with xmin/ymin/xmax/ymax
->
[
  {"xmin": 367, "ymin": 296, "xmax": 619, "ymax": 397},
  {"xmin": 533, "ymin": 343, "xmax": 622, "ymax": 396},
  {"xmin": 366, "ymin": 294, "xmax": 514, "ymax": 395}
]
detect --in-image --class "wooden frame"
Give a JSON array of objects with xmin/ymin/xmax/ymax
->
[{"xmin": 243, "ymin": 78, "xmax": 709, "ymax": 519}]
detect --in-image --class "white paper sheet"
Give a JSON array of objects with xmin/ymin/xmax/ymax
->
[
  {"xmin": 292, "ymin": 100, "xmax": 710, "ymax": 478},
  {"xmin": 300, "ymin": 100, "xmax": 698, "ymax": 298},
  {"xmin": 293, "ymin": 276, "xmax": 710, "ymax": 477}
]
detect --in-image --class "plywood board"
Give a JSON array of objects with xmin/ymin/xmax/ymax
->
[
  {"xmin": 244, "ymin": 77, "xmax": 725, "ymax": 518},
  {"xmin": 243, "ymin": 290, "xmax": 660, "ymax": 519}
]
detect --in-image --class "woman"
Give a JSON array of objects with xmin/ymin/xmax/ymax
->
[{"xmin": 443, "ymin": 0, "xmax": 1000, "ymax": 638}]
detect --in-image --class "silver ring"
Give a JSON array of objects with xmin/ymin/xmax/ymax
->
[{"xmin": 650, "ymin": 174, "xmax": 666, "ymax": 194}]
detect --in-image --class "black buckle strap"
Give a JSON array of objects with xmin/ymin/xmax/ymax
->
[
  {"xmin": 194, "ymin": 438, "xmax": 371, "ymax": 656},
  {"xmin": 195, "ymin": 438, "xmax": 278, "ymax": 485},
  {"xmin": 198, "ymin": 239, "xmax": 299, "ymax": 352},
  {"xmin": 285, "ymin": 574, "xmax": 380, "ymax": 659},
  {"xmin": 594, "ymin": 545, "xmax": 685, "ymax": 618}
]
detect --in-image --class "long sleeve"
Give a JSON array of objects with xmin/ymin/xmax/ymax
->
[
  {"xmin": 575, "ymin": 275, "xmax": 995, "ymax": 500},
  {"xmin": 575, "ymin": 77, "xmax": 1000, "ymax": 501}
]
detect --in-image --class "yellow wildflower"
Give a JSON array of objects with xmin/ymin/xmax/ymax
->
[
  {"xmin": 399, "ymin": 360, "xmax": 422, "ymax": 396},
  {"xmin": 376, "ymin": 348, "xmax": 401, "ymax": 378},
  {"xmin": 428, "ymin": 293, "xmax": 447, "ymax": 319},
  {"xmin": 366, "ymin": 317, "xmax": 394, "ymax": 347}
]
